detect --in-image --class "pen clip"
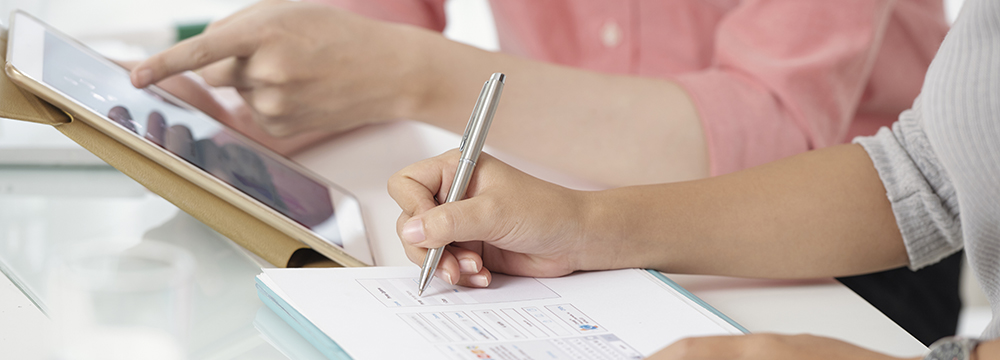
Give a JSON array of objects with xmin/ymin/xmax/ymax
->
[{"xmin": 460, "ymin": 81, "xmax": 490, "ymax": 152}]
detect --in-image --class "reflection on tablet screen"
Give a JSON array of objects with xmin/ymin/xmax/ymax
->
[{"xmin": 41, "ymin": 32, "xmax": 343, "ymax": 246}]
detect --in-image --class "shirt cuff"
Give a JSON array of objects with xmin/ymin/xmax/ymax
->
[
  {"xmin": 674, "ymin": 70, "xmax": 809, "ymax": 176},
  {"xmin": 853, "ymin": 105, "xmax": 962, "ymax": 270}
]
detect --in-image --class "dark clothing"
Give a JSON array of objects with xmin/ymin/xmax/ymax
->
[{"xmin": 837, "ymin": 250, "xmax": 963, "ymax": 346}]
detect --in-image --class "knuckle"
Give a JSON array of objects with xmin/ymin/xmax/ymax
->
[
  {"xmin": 396, "ymin": 212, "xmax": 412, "ymax": 232},
  {"xmin": 256, "ymin": 25, "xmax": 281, "ymax": 44},
  {"xmin": 248, "ymin": 65, "xmax": 293, "ymax": 85},
  {"xmin": 265, "ymin": 123, "xmax": 295, "ymax": 137},
  {"xmin": 188, "ymin": 43, "xmax": 215, "ymax": 67},
  {"xmin": 387, "ymin": 176, "xmax": 416, "ymax": 205},
  {"xmin": 251, "ymin": 112, "xmax": 293, "ymax": 136},
  {"xmin": 253, "ymin": 93, "xmax": 292, "ymax": 118},
  {"xmin": 386, "ymin": 176, "xmax": 403, "ymax": 197},
  {"xmin": 428, "ymin": 209, "xmax": 458, "ymax": 242},
  {"xmin": 255, "ymin": 101, "xmax": 287, "ymax": 119},
  {"xmin": 198, "ymin": 67, "xmax": 227, "ymax": 87}
]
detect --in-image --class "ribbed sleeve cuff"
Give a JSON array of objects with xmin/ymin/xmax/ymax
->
[{"xmin": 853, "ymin": 107, "xmax": 962, "ymax": 270}]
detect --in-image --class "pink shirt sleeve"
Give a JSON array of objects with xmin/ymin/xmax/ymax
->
[
  {"xmin": 674, "ymin": 0, "xmax": 905, "ymax": 176},
  {"xmin": 305, "ymin": 0, "xmax": 448, "ymax": 32}
]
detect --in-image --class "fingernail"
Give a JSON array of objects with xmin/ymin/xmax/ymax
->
[
  {"xmin": 402, "ymin": 219, "xmax": 425, "ymax": 244},
  {"xmin": 436, "ymin": 271, "xmax": 454, "ymax": 285},
  {"xmin": 471, "ymin": 274, "xmax": 489, "ymax": 287},
  {"xmin": 134, "ymin": 68, "xmax": 153, "ymax": 87},
  {"xmin": 459, "ymin": 259, "xmax": 478, "ymax": 274}
]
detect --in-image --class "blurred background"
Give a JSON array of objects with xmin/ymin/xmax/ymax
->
[{"xmin": 0, "ymin": 0, "xmax": 986, "ymax": 341}]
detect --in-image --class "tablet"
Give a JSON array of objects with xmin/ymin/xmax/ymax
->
[{"xmin": 5, "ymin": 11, "xmax": 374, "ymax": 266}]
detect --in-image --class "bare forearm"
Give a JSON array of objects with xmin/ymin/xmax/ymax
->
[
  {"xmin": 584, "ymin": 144, "xmax": 908, "ymax": 278},
  {"xmin": 402, "ymin": 28, "xmax": 709, "ymax": 187},
  {"xmin": 976, "ymin": 339, "xmax": 1000, "ymax": 360},
  {"xmin": 131, "ymin": 3, "xmax": 707, "ymax": 185}
]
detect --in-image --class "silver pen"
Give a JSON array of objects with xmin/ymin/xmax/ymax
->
[{"xmin": 417, "ymin": 72, "xmax": 505, "ymax": 296}]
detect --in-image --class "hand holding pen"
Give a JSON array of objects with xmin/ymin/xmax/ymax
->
[
  {"xmin": 415, "ymin": 73, "xmax": 505, "ymax": 296},
  {"xmin": 391, "ymin": 73, "xmax": 640, "ymax": 293}
]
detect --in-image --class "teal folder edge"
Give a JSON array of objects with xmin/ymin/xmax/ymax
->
[
  {"xmin": 256, "ymin": 279, "xmax": 353, "ymax": 360},
  {"xmin": 643, "ymin": 269, "xmax": 750, "ymax": 334},
  {"xmin": 254, "ymin": 270, "xmax": 750, "ymax": 360}
]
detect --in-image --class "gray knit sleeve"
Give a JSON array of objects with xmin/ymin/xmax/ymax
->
[{"xmin": 853, "ymin": 100, "xmax": 962, "ymax": 270}]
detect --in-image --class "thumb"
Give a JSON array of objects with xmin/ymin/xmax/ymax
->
[{"xmin": 400, "ymin": 196, "xmax": 504, "ymax": 249}]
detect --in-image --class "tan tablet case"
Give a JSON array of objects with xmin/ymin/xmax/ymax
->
[{"xmin": 0, "ymin": 29, "xmax": 340, "ymax": 268}]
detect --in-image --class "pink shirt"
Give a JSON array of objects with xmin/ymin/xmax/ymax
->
[{"xmin": 316, "ymin": 0, "xmax": 948, "ymax": 175}]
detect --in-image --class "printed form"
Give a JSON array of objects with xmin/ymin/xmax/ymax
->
[{"xmin": 258, "ymin": 267, "xmax": 744, "ymax": 360}]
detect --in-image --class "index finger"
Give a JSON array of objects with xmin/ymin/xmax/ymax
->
[
  {"xmin": 387, "ymin": 153, "xmax": 456, "ymax": 217},
  {"xmin": 130, "ymin": 23, "xmax": 260, "ymax": 88}
]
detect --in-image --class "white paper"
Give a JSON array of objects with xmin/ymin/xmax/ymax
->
[{"xmin": 259, "ymin": 267, "xmax": 743, "ymax": 359}]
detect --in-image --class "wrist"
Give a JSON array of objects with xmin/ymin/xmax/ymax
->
[
  {"xmin": 388, "ymin": 24, "xmax": 461, "ymax": 124},
  {"xmin": 578, "ymin": 188, "xmax": 653, "ymax": 271},
  {"xmin": 394, "ymin": 26, "xmax": 511, "ymax": 132},
  {"xmin": 381, "ymin": 24, "xmax": 431, "ymax": 121}
]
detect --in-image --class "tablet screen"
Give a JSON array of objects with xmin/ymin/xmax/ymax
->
[{"xmin": 38, "ymin": 30, "xmax": 347, "ymax": 246}]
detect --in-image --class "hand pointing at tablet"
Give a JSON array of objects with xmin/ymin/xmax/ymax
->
[
  {"xmin": 130, "ymin": 0, "xmax": 421, "ymax": 139},
  {"xmin": 131, "ymin": 0, "xmax": 714, "ymax": 188}
]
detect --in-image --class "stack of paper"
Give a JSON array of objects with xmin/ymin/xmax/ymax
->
[
  {"xmin": 257, "ymin": 267, "xmax": 746, "ymax": 360},
  {"xmin": 256, "ymin": 267, "xmax": 746, "ymax": 360}
]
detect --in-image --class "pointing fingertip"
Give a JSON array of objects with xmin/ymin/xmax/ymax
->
[{"xmin": 133, "ymin": 68, "xmax": 153, "ymax": 88}]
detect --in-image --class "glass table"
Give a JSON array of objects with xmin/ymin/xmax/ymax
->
[{"xmin": 0, "ymin": 165, "xmax": 327, "ymax": 359}]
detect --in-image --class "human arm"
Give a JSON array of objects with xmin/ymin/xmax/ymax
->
[
  {"xmin": 387, "ymin": 126, "xmax": 970, "ymax": 360},
  {"xmin": 129, "ymin": 0, "xmax": 707, "ymax": 185},
  {"xmin": 979, "ymin": 341, "xmax": 1000, "ymax": 360},
  {"xmin": 642, "ymin": 0, "xmax": 1000, "ymax": 355},
  {"xmin": 388, "ymin": 142, "xmax": 906, "ymax": 287},
  {"xmin": 130, "ymin": 1, "xmax": 935, "ymax": 185}
]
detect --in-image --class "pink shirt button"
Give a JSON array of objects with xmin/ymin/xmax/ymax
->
[{"xmin": 600, "ymin": 20, "xmax": 623, "ymax": 48}]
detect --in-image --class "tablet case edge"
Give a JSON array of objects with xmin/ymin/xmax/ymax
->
[{"xmin": 0, "ymin": 28, "xmax": 332, "ymax": 268}]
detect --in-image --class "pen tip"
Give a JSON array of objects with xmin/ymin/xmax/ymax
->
[{"xmin": 417, "ymin": 289, "xmax": 424, "ymax": 297}]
